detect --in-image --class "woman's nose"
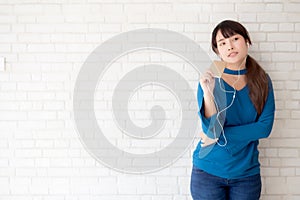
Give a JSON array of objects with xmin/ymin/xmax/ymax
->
[{"xmin": 227, "ymin": 41, "xmax": 233, "ymax": 51}]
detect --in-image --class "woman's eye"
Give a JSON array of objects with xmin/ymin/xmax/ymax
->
[{"xmin": 234, "ymin": 37, "xmax": 239, "ymax": 41}]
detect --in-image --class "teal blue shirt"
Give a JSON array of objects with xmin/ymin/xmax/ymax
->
[{"xmin": 192, "ymin": 75, "xmax": 275, "ymax": 179}]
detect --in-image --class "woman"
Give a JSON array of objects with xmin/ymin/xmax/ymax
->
[{"xmin": 190, "ymin": 20, "xmax": 275, "ymax": 200}]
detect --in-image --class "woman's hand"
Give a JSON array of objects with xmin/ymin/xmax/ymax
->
[
  {"xmin": 199, "ymin": 70, "xmax": 215, "ymax": 96},
  {"xmin": 199, "ymin": 132, "xmax": 218, "ymax": 147},
  {"xmin": 200, "ymin": 70, "xmax": 217, "ymax": 118}
]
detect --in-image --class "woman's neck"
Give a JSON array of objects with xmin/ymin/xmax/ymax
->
[{"xmin": 225, "ymin": 60, "xmax": 246, "ymax": 71}]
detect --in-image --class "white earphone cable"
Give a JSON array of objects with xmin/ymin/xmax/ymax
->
[{"xmin": 205, "ymin": 57, "xmax": 246, "ymax": 147}]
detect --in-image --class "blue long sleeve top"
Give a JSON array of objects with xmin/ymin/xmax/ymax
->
[{"xmin": 192, "ymin": 74, "xmax": 275, "ymax": 179}]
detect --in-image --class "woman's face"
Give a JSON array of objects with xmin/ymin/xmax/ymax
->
[{"xmin": 215, "ymin": 30, "xmax": 248, "ymax": 68}]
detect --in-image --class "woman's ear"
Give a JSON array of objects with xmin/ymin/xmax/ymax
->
[{"xmin": 246, "ymin": 40, "xmax": 251, "ymax": 47}]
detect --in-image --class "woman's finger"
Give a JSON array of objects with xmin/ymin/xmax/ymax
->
[{"xmin": 206, "ymin": 70, "xmax": 215, "ymax": 78}]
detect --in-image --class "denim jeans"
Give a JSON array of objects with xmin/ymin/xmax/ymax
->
[{"xmin": 190, "ymin": 165, "xmax": 261, "ymax": 200}]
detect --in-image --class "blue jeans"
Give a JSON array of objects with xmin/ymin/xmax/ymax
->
[{"xmin": 190, "ymin": 166, "xmax": 261, "ymax": 200}]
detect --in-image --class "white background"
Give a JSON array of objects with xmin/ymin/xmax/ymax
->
[{"xmin": 0, "ymin": 0, "xmax": 300, "ymax": 199}]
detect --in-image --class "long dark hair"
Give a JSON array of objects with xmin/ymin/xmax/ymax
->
[{"xmin": 211, "ymin": 20, "xmax": 268, "ymax": 115}]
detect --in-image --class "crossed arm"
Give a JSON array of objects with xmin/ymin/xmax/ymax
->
[{"xmin": 197, "ymin": 76, "xmax": 275, "ymax": 154}]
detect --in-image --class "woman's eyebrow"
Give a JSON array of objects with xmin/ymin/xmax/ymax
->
[
  {"xmin": 217, "ymin": 38, "xmax": 225, "ymax": 43},
  {"xmin": 218, "ymin": 34, "xmax": 240, "ymax": 43}
]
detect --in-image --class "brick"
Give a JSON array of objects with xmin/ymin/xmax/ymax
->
[
  {"xmin": 16, "ymin": 168, "xmax": 37, "ymax": 177},
  {"xmin": 17, "ymin": 16, "xmax": 36, "ymax": 23},
  {"xmin": 210, "ymin": 13, "xmax": 238, "ymax": 23},
  {"xmin": 272, "ymin": 53, "xmax": 300, "ymax": 62},
  {"xmin": 30, "ymin": 183, "xmax": 49, "ymax": 194},
  {"xmin": 15, "ymin": 149, "xmax": 42, "ymax": 158},
  {"xmin": 269, "ymin": 72, "xmax": 290, "ymax": 81},
  {"xmin": 0, "ymin": 111, "xmax": 27, "ymax": 120},
  {"xmin": 14, "ymin": 4, "xmax": 44, "ymax": 14},
  {"xmin": 28, "ymin": 44, "xmax": 55, "ymax": 52},
  {"xmin": 275, "ymin": 42, "xmax": 297, "ymax": 51},
  {"xmin": 173, "ymin": 3, "xmax": 205, "ymax": 12},
  {"xmin": 101, "ymin": 4, "xmax": 123, "ymax": 13},
  {"xmin": 284, "ymin": 3, "xmax": 300, "ymax": 12},
  {"xmin": 285, "ymin": 100, "xmax": 300, "ymax": 109},
  {"xmin": 268, "ymin": 33, "xmax": 294, "ymax": 41},
  {"xmin": 295, "ymin": 23, "xmax": 300, "ymax": 32},
  {"xmin": 17, "ymin": 82, "xmax": 46, "ymax": 91},
  {"xmin": 0, "ymin": 15, "xmax": 16, "ymax": 23},
  {"xmin": 281, "ymin": 158, "xmax": 300, "ymax": 167},
  {"xmin": 279, "ymin": 23, "xmax": 294, "ymax": 32},
  {"xmin": 184, "ymin": 24, "xmax": 213, "ymax": 33},
  {"xmin": 251, "ymin": 32, "xmax": 267, "ymax": 41},
  {"xmin": 265, "ymin": 3, "xmax": 283, "ymax": 12},
  {"xmin": 259, "ymin": 42, "xmax": 275, "ymax": 51},
  {"xmin": 291, "ymin": 91, "xmax": 300, "ymax": 100},
  {"xmin": 239, "ymin": 12, "xmax": 257, "ymax": 22},
  {"xmin": 62, "ymin": 4, "xmax": 93, "ymax": 14},
  {"xmin": 0, "ymin": 33, "xmax": 17, "ymax": 43},
  {"xmin": 269, "ymin": 158, "xmax": 282, "ymax": 167},
  {"xmin": 285, "ymin": 81, "xmax": 299, "ymax": 90},
  {"xmin": 271, "ymin": 138, "xmax": 300, "ymax": 148},
  {"xmin": 296, "ymin": 168, "xmax": 300, "ymax": 175},
  {"xmin": 0, "ymin": 24, "xmax": 10, "ymax": 33},
  {"xmin": 287, "ymin": 177, "xmax": 300, "ymax": 194},
  {"xmin": 157, "ymin": 184, "xmax": 179, "ymax": 194},
  {"xmin": 280, "ymin": 168, "xmax": 295, "ymax": 176},
  {"xmin": 36, "ymin": 16, "xmax": 64, "ymax": 23},
  {"xmin": 213, "ymin": 4, "xmax": 234, "ymax": 12},
  {"xmin": 265, "ymin": 148, "xmax": 278, "ymax": 157},
  {"xmin": 265, "ymin": 177, "xmax": 288, "ymax": 194},
  {"xmin": 51, "ymin": 34, "xmax": 85, "ymax": 43},
  {"xmin": 12, "ymin": 24, "xmax": 25, "ymax": 33},
  {"xmin": 275, "ymin": 110, "xmax": 290, "ymax": 119},
  {"xmin": 55, "ymin": 24, "xmax": 88, "ymax": 33},
  {"xmin": 278, "ymin": 149, "xmax": 299, "ymax": 157},
  {"xmin": 0, "ymin": 101, "xmax": 18, "ymax": 110},
  {"xmin": 245, "ymin": 23, "xmax": 260, "ymax": 32},
  {"xmin": 260, "ymin": 195, "xmax": 282, "ymax": 200},
  {"xmin": 10, "ymin": 158, "xmax": 35, "ymax": 167},
  {"xmin": 26, "ymin": 24, "xmax": 56, "ymax": 33},
  {"xmin": 261, "ymin": 167, "xmax": 280, "ymax": 176},
  {"xmin": 124, "ymin": 4, "xmax": 154, "ymax": 13},
  {"xmin": 258, "ymin": 13, "xmax": 288, "ymax": 22},
  {"xmin": 0, "ymin": 158, "xmax": 8, "ymax": 167},
  {"xmin": 27, "ymin": 111, "xmax": 56, "ymax": 120},
  {"xmin": 9, "ymin": 183, "xmax": 29, "ymax": 195},
  {"xmin": 291, "ymin": 110, "xmax": 300, "ymax": 119},
  {"xmin": 288, "ymin": 13, "xmax": 300, "ymax": 22},
  {"xmin": 236, "ymin": 3, "xmax": 265, "ymax": 12}
]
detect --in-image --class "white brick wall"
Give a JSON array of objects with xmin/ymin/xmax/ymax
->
[{"xmin": 0, "ymin": 0, "xmax": 299, "ymax": 199}]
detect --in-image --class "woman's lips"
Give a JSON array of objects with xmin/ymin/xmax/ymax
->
[{"xmin": 228, "ymin": 52, "xmax": 238, "ymax": 57}]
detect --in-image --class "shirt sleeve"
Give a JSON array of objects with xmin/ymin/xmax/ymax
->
[
  {"xmin": 223, "ymin": 75, "xmax": 275, "ymax": 155},
  {"xmin": 197, "ymin": 82, "xmax": 218, "ymax": 139}
]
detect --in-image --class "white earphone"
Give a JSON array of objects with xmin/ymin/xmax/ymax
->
[{"xmin": 205, "ymin": 56, "xmax": 248, "ymax": 147}]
